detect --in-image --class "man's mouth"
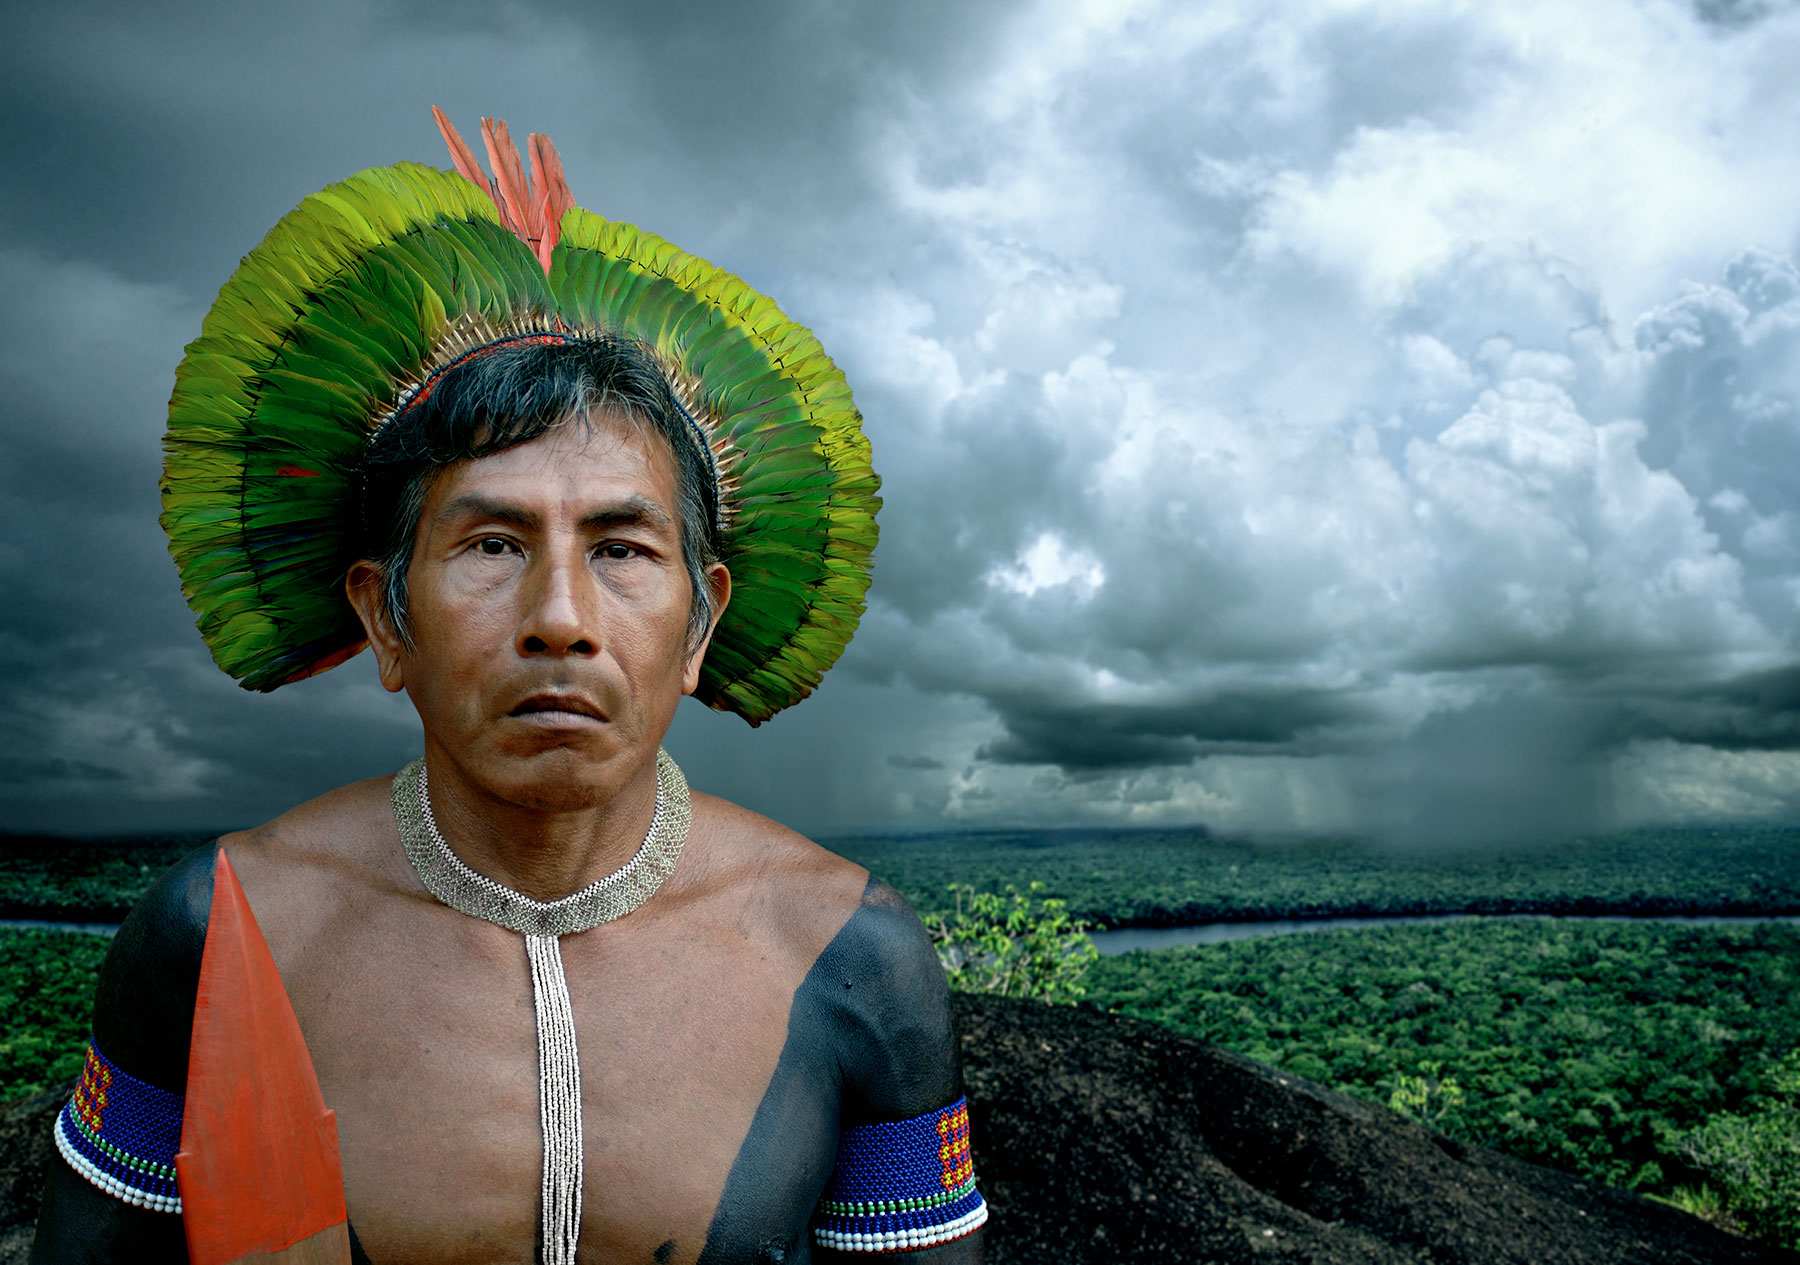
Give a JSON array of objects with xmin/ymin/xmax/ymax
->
[{"xmin": 509, "ymin": 693, "xmax": 607, "ymax": 725}]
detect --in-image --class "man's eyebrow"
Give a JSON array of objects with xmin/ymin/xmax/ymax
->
[
  {"xmin": 433, "ymin": 493, "xmax": 537, "ymax": 529},
  {"xmin": 431, "ymin": 492, "xmax": 674, "ymax": 531},
  {"xmin": 581, "ymin": 495, "xmax": 674, "ymax": 533}
]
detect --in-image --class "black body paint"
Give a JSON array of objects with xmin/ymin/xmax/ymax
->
[
  {"xmin": 695, "ymin": 878, "xmax": 965, "ymax": 1264},
  {"xmin": 30, "ymin": 845, "xmax": 215, "ymax": 1264}
]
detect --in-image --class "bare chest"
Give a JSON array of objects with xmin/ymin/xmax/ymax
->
[{"xmin": 267, "ymin": 898, "xmax": 807, "ymax": 1265}]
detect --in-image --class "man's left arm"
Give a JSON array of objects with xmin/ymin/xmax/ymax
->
[{"xmin": 816, "ymin": 879, "xmax": 985, "ymax": 1263}]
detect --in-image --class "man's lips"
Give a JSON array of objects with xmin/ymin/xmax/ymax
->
[{"xmin": 508, "ymin": 693, "xmax": 608, "ymax": 725}]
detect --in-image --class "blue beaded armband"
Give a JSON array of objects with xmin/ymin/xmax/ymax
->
[
  {"xmin": 54, "ymin": 1038, "xmax": 184, "ymax": 1213},
  {"xmin": 813, "ymin": 1097, "xmax": 986, "ymax": 1253}
]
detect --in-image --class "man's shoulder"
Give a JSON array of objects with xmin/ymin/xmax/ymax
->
[
  {"xmin": 685, "ymin": 790, "xmax": 874, "ymax": 935},
  {"xmin": 92, "ymin": 772, "xmax": 396, "ymax": 1084},
  {"xmin": 687, "ymin": 790, "xmax": 855, "ymax": 865},
  {"xmin": 91, "ymin": 842, "xmax": 219, "ymax": 1089},
  {"xmin": 811, "ymin": 874, "xmax": 962, "ymax": 1123},
  {"xmin": 230, "ymin": 767, "xmax": 410, "ymax": 875},
  {"xmin": 221, "ymin": 770, "xmax": 398, "ymax": 867},
  {"xmin": 685, "ymin": 796, "xmax": 961, "ymax": 1121},
  {"xmin": 682, "ymin": 792, "xmax": 943, "ymax": 1021}
]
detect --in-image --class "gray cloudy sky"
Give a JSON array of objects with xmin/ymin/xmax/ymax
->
[{"xmin": 6, "ymin": 0, "xmax": 1800, "ymax": 842}]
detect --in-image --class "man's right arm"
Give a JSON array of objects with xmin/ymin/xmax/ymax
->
[
  {"xmin": 30, "ymin": 845, "xmax": 216, "ymax": 1264},
  {"xmin": 816, "ymin": 879, "xmax": 985, "ymax": 1263}
]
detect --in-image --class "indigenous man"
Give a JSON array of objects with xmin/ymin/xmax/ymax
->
[{"xmin": 33, "ymin": 114, "xmax": 984, "ymax": 1264}]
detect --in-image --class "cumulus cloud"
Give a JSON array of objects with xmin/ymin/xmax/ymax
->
[
  {"xmin": 7, "ymin": 0, "xmax": 1800, "ymax": 840},
  {"xmin": 796, "ymin": 0, "xmax": 1800, "ymax": 837}
]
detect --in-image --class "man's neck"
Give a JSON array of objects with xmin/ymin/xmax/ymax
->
[{"xmin": 416, "ymin": 745, "xmax": 666, "ymax": 902}]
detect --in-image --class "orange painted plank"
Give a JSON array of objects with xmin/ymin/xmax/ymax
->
[
  {"xmin": 225, "ymin": 1222, "xmax": 353, "ymax": 1264},
  {"xmin": 176, "ymin": 849, "xmax": 349, "ymax": 1265}
]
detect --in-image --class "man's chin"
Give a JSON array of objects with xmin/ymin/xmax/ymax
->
[{"xmin": 477, "ymin": 739, "xmax": 655, "ymax": 812}]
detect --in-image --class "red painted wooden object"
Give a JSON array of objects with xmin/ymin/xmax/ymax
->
[{"xmin": 176, "ymin": 849, "xmax": 349, "ymax": 1264}]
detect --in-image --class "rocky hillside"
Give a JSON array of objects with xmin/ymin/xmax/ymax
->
[
  {"xmin": 4, "ymin": 994, "xmax": 1794, "ymax": 1263},
  {"xmin": 953, "ymin": 992, "xmax": 1796, "ymax": 1263}
]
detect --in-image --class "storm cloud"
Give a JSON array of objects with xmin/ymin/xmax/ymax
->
[{"xmin": 5, "ymin": 0, "xmax": 1800, "ymax": 841}]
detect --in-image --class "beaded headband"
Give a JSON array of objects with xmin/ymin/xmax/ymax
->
[{"xmin": 376, "ymin": 328, "xmax": 581, "ymax": 435}]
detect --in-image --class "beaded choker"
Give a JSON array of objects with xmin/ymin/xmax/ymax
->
[{"xmin": 390, "ymin": 749, "xmax": 691, "ymax": 1264}]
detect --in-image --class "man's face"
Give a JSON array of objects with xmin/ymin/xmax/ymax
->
[{"xmin": 354, "ymin": 410, "xmax": 726, "ymax": 813}]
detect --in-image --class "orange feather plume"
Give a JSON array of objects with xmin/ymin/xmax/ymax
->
[{"xmin": 431, "ymin": 106, "xmax": 571, "ymax": 274}]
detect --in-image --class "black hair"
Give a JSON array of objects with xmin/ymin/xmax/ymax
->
[{"xmin": 358, "ymin": 332, "xmax": 723, "ymax": 650}]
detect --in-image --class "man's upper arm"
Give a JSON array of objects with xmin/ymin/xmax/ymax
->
[
  {"xmin": 817, "ymin": 879, "xmax": 984, "ymax": 1262},
  {"xmin": 31, "ymin": 844, "xmax": 215, "ymax": 1264},
  {"xmin": 830, "ymin": 880, "xmax": 962, "ymax": 1120}
]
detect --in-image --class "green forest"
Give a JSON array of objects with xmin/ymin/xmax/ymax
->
[
  {"xmin": 0, "ymin": 835, "xmax": 206, "ymax": 922},
  {"xmin": 1082, "ymin": 919, "xmax": 1800, "ymax": 1197},
  {"xmin": 831, "ymin": 822, "xmax": 1800, "ymax": 925},
  {"xmin": 0, "ymin": 927, "xmax": 108, "ymax": 1104},
  {"xmin": 5, "ymin": 824, "xmax": 1798, "ymax": 1245},
  {"xmin": 6, "ymin": 823, "xmax": 1797, "ymax": 925}
]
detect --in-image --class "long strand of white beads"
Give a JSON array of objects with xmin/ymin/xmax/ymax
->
[
  {"xmin": 390, "ymin": 750, "xmax": 692, "ymax": 1265},
  {"xmin": 527, "ymin": 932, "xmax": 583, "ymax": 1265}
]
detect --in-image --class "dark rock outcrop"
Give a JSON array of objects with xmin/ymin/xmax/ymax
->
[
  {"xmin": 954, "ymin": 992, "xmax": 1796, "ymax": 1263},
  {"xmin": 3, "ymin": 997, "xmax": 1793, "ymax": 1263},
  {"xmin": 1, "ymin": 1084, "xmax": 61, "ymax": 1264}
]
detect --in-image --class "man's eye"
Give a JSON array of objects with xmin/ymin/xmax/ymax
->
[
  {"xmin": 598, "ymin": 542, "xmax": 637, "ymax": 560},
  {"xmin": 476, "ymin": 537, "xmax": 513, "ymax": 556}
]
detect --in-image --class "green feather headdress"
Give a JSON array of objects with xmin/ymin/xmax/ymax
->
[{"xmin": 161, "ymin": 111, "xmax": 878, "ymax": 725}]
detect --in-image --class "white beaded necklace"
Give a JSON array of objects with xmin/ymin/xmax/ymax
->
[{"xmin": 390, "ymin": 749, "xmax": 691, "ymax": 1264}]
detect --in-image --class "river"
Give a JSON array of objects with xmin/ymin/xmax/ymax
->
[
  {"xmin": 1088, "ymin": 911, "xmax": 1800, "ymax": 955},
  {"xmin": 0, "ymin": 918, "xmax": 122, "ymax": 936}
]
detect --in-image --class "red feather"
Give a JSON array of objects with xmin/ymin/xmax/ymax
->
[
  {"xmin": 431, "ymin": 105, "xmax": 491, "ymax": 194},
  {"xmin": 480, "ymin": 117, "xmax": 532, "ymax": 237},
  {"xmin": 432, "ymin": 108, "xmax": 573, "ymax": 277},
  {"xmin": 529, "ymin": 132, "xmax": 574, "ymax": 265}
]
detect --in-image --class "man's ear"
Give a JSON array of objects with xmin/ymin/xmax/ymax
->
[
  {"xmin": 682, "ymin": 562, "xmax": 732, "ymax": 695},
  {"xmin": 345, "ymin": 561, "xmax": 408, "ymax": 694}
]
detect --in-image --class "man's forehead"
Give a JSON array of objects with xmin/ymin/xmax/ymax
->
[{"xmin": 425, "ymin": 410, "xmax": 682, "ymax": 523}]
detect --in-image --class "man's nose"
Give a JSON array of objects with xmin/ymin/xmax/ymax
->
[{"xmin": 518, "ymin": 553, "xmax": 599, "ymax": 657}]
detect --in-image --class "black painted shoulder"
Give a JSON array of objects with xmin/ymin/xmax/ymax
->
[
  {"xmin": 91, "ymin": 842, "xmax": 217, "ymax": 1091},
  {"xmin": 696, "ymin": 877, "xmax": 968, "ymax": 1264},
  {"xmin": 31, "ymin": 845, "xmax": 216, "ymax": 1264},
  {"xmin": 820, "ymin": 877, "xmax": 963, "ymax": 1124}
]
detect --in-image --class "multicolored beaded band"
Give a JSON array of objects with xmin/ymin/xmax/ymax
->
[
  {"xmin": 813, "ymin": 1097, "xmax": 987, "ymax": 1253},
  {"xmin": 54, "ymin": 1038, "xmax": 184, "ymax": 1213}
]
